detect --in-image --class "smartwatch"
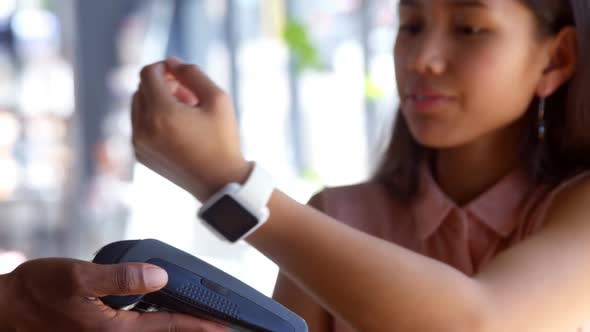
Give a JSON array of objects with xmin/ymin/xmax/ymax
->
[{"xmin": 198, "ymin": 162, "xmax": 274, "ymax": 242}]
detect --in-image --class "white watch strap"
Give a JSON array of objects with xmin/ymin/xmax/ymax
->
[{"xmin": 234, "ymin": 162, "xmax": 273, "ymax": 211}]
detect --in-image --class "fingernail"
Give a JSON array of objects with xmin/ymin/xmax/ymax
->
[{"xmin": 143, "ymin": 266, "xmax": 168, "ymax": 289}]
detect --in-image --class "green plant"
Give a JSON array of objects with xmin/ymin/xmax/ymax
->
[{"xmin": 282, "ymin": 19, "xmax": 324, "ymax": 73}]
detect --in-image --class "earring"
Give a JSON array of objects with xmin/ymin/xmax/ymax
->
[{"xmin": 538, "ymin": 97, "xmax": 546, "ymax": 141}]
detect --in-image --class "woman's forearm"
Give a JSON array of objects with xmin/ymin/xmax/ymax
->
[{"xmin": 248, "ymin": 190, "xmax": 491, "ymax": 332}]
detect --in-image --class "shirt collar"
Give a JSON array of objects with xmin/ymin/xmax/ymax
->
[
  {"xmin": 413, "ymin": 162, "xmax": 533, "ymax": 239},
  {"xmin": 413, "ymin": 163, "xmax": 454, "ymax": 239}
]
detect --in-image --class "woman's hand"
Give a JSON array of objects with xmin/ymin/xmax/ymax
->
[
  {"xmin": 1, "ymin": 258, "xmax": 225, "ymax": 331},
  {"xmin": 131, "ymin": 58, "xmax": 252, "ymax": 201}
]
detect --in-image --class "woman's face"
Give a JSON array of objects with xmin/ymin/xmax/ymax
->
[{"xmin": 394, "ymin": 0, "xmax": 551, "ymax": 148}]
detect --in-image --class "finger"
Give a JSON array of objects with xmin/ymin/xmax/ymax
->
[
  {"xmin": 132, "ymin": 86, "xmax": 150, "ymax": 136},
  {"xmin": 126, "ymin": 311, "xmax": 227, "ymax": 332},
  {"xmin": 81, "ymin": 262, "xmax": 169, "ymax": 297},
  {"xmin": 139, "ymin": 62, "xmax": 175, "ymax": 105},
  {"xmin": 165, "ymin": 57, "xmax": 202, "ymax": 105},
  {"xmin": 175, "ymin": 84, "xmax": 199, "ymax": 106},
  {"xmin": 165, "ymin": 76, "xmax": 198, "ymax": 106},
  {"xmin": 165, "ymin": 59, "xmax": 223, "ymax": 105},
  {"xmin": 165, "ymin": 77, "xmax": 180, "ymax": 94},
  {"xmin": 131, "ymin": 91, "xmax": 140, "ymax": 133},
  {"xmin": 166, "ymin": 55, "xmax": 184, "ymax": 67}
]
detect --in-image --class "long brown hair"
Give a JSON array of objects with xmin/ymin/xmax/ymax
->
[{"xmin": 373, "ymin": 0, "xmax": 590, "ymax": 202}]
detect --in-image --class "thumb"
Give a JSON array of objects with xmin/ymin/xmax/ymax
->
[
  {"xmin": 165, "ymin": 57, "xmax": 223, "ymax": 105},
  {"xmin": 82, "ymin": 262, "xmax": 168, "ymax": 297}
]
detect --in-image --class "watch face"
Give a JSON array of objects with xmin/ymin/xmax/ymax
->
[{"xmin": 201, "ymin": 195, "xmax": 259, "ymax": 242}]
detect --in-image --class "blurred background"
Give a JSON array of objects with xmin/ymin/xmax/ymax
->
[{"xmin": 0, "ymin": 0, "xmax": 399, "ymax": 296}]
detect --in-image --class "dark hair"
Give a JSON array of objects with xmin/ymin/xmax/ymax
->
[{"xmin": 373, "ymin": 0, "xmax": 590, "ymax": 202}]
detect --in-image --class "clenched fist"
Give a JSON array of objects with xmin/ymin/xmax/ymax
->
[{"xmin": 132, "ymin": 57, "xmax": 252, "ymax": 202}]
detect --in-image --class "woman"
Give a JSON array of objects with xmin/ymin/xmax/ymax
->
[{"xmin": 132, "ymin": 0, "xmax": 590, "ymax": 330}]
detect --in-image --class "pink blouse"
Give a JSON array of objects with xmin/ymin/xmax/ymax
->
[{"xmin": 308, "ymin": 164, "xmax": 589, "ymax": 331}]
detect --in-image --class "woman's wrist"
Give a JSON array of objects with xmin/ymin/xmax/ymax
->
[{"xmin": 199, "ymin": 159, "xmax": 254, "ymax": 201}]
